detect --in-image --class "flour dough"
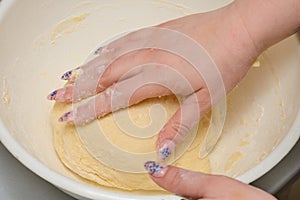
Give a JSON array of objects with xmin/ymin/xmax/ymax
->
[{"xmin": 52, "ymin": 96, "xmax": 210, "ymax": 191}]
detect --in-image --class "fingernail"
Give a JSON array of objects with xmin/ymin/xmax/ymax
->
[
  {"xmin": 144, "ymin": 161, "xmax": 168, "ymax": 178},
  {"xmin": 47, "ymin": 88, "xmax": 68, "ymax": 102},
  {"xmin": 158, "ymin": 140, "xmax": 176, "ymax": 161},
  {"xmin": 58, "ymin": 111, "xmax": 73, "ymax": 123},
  {"xmin": 94, "ymin": 46, "xmax": 103, "ymax": 55},
  {"xmin": 60, "ymin": 68, "xmax": 80, "ymax": 82},
  {"xmin": 61, "ymin": 70, "xmax": 72, "ymax": 80},
  {"xmin": 47, "ymin": 90, "xmax": 57, "ymax": 100}
]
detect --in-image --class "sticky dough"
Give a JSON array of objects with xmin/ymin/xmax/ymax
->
[{"xmin": 52, "ymin": 96, "xmax": 210, "ymax": 191}]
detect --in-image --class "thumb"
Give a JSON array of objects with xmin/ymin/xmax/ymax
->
[
  {"xmin": 144, "ymin": 161, "xmax": 278, "ymax": 200},
  {"xmin": 144, "ymin": 161, "xmax": 210, "ymax": 199}
]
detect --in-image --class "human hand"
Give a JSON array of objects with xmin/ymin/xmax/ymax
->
[
  {"xmin": 47, "ymin": 0, "xmax": 300, "ymax": 198},
  {"xmin": 144, "ymin": 161, "xmax": 277, "ymax": 200},
  {"xmin": 47, "ymin": 3, "xmax": 260, "ymax": 160}
]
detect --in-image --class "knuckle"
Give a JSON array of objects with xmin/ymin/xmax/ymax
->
[
  {"xmin": 99, "ymin": 66, "xmax": 113, "ymax": 86},
  {"xmin": 170, "ymin": 121, "xmax": 191, "ymax": 141},
  {"xmin": 195, "ymin": 89, "xmax": 212, "ymax": 108},
  {"xmin": 168, "ymin": 169, "xmax": 185, "ymax": 191}
]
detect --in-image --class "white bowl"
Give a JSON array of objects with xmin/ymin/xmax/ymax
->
[{"xmin": 0, "ymin": 0, "xmax": 299, "ymax": 199}]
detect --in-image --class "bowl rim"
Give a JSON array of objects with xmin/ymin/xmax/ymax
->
[
  {"xmin": 236, "ymin": 109, "xmax": 300, "ymax": 183},
  {"xmin": 1, "ymin": 112, "xmax": 299, "ymax": 200},
  {"xmin": 0, "ymin": 0, "xmax": 300, "ymax": 199}
]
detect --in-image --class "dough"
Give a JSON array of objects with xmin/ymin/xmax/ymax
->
[{"xmin": 52, "ymin": 96, "xmax": 210, "ymax": 191}]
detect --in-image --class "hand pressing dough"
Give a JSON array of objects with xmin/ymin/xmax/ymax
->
[{"xmin": 52, "ymin": 96, "xmax": 210, "ymax": 191}]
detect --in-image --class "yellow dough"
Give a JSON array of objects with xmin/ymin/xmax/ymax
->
[{"xmin": 52, "ymin": 96, "xmax": 210, "ymax": 191}]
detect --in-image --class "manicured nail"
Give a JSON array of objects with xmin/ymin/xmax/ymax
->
[
  {"xmin": 61, "ymin": 70, "xmax": 73, "ymax": 80},
  {"xmin": 47, "ymin": 88, "xmax": 69, "ymax": 102},
  {"xmin": 47, "ymin": 90, "xmax": 57, "ymax": 100},
  {"xmin": 58, "ymin": 111, "xmax": 73, "ymax": 123},
  {"xmin": 144, "ymin": 161, "xmax": 168, "ymax": 177},
  {"xmin": 60, "ymin": 68, "xmax": 81, "ymax": 82},
  {"xmin": 158, "ymin": 140, "xmax": 176, "ymax": 161},
  {"xmin": 94, "ymin": 46, "xmax": 103, "ymax": 55}
]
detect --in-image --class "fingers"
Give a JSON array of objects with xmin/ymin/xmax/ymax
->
[
  {"xmin": 157, "ymin": 88, "xmax": 211, "ymax": 161},
  {"xmin": 144, "ymin": 161, "xmax": 277, "ymax": 200},
  {"xmin": 57, "ymin": 60, "xmax": 198, "ymax": 124},
  {"xmin": 61, "ymin": 51, "xmax": 107, "ymax": 83},
  {"xmin": 60, "ymin": 46, "xmax": 108, "ymax": 83},
  {"xmin": 47, "ymin": 85, "xmax": 73, "ymax": 103},
  {"xmin": 59, "ymin": 75, "xmax": 172, "ymax": 125},
  {"xmin": 49, "ymin": 45, "xmax": 126, "ymax": 103},
  {"xmin": 48, "ymin": 30, "xmax": 153, "ymax": 102},
  {"xmin": 144, "ymin": 161, "xmax": 211, "ymax": 199},
  {"xmin": 48, "ymin": 64, "xmax": 107, "ymax": 103},
  {"xmin": 47, "ymin": 77, "xmax": 104, "ymax": 103},
  {"xmin": 48, "ymin": 49, "xmax": 161, "ymax": 103},
  {"xmin": 48, "ymin": 45, "xmax": 117, "ymax": 102},
  {"xmin": 48, "ymin": 26, "xmax": 206, "ymax": 103},
  {"xmin": 48, "ymin": 25, "xmax": 207, "ymax": 103}
]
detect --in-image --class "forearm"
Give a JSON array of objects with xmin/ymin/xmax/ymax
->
[{"xmin": 234, "ymin": 0, "xmax": 300, "ymax": 52}]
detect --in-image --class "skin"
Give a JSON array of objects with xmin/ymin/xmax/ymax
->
[
  {"xmin": 148, "ymin": 164, "xmax": 276, "ymax": 200},
  {"xmin": 48, "ymin": 0, "xmax": 300, "ymax": 199}
]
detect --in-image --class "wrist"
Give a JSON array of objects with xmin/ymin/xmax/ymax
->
[{"xmin": 207, "ymin": 3, "xmax": 261, "ymax": 91}]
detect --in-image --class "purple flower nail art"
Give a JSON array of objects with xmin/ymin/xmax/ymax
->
[
  {"xmin": 61, "ymin": 70, "xmax": 73, "ymax": 80},
  {"xmin": 144, "ymin": 161, "xmax": 167, "ymax": 177},
  {"xmin": 160, "ymin": 147, "xmax": 172, "ymax": 160},
  {"xmin": 94, "ymin": 46, "xmax": 103, "ymax": 55},
  {"xmin": 58, "ymin": 111, "xmax": 73, "ymax": 122},
  {"xmin": 47, "ymin": 90, "xmax": 57, "ymax": 100},
  {"xmin": 158, "ymin": 140, "xmax": 176, "ymax": 161}
]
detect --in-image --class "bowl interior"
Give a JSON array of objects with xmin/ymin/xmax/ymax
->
[{"xmin": 0, "ymin": 0, "xmax": 300, "ymax": 199}]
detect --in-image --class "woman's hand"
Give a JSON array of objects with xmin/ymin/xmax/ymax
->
[
  {"xmin": 47, "ymin": 0, "xmax": 300, "ymax": 198},
  {"xmin": 47, "ymin": 3, "xmax": 259, "ymax": 160},
  {"xmin": 144, "ymin": 161, "xmax": 277, "ymax": 200}
]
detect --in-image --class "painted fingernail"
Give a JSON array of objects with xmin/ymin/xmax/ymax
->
[
  {"xmin": 47, "ymin": 88, "xmax": 69, "ymax": 102},
  {"xmin": 60, "ymin": 68, "xmax": 81, "ymax": 82},
  {"xmin": 47, "ymin": 90, "xmax": 57, "ymax": 100},
  {"xmin": 144, "ymin": 161, "xmax": 168, "ymax": 177},
  {"xmin": 58, "ymin": 111, "xmax": 73, "ymax": 123},
  {"xmin": 158, "ymin": 140, "xmax": 176, "ymax": 161},
  {"xmin": 94, "ymin": 46, "xmax": 103, "ymax": 55},
  {"xmin": 61, "ymin": 70, "xmax": 73, "ymax": 80}
]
